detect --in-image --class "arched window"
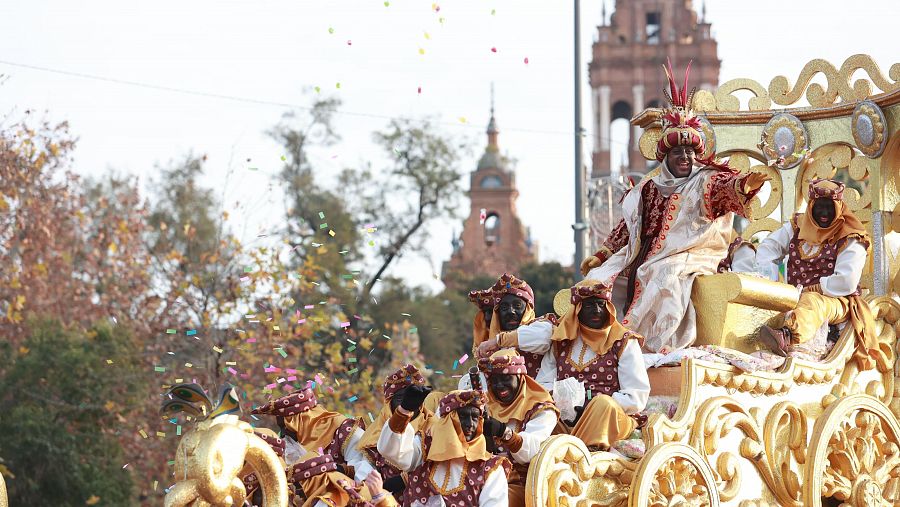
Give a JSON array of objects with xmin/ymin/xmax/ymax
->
[
  {"xmin": 484, "ymin": 213, "xmax": 500, "ymax": 246},
  {"xmin": 480, "ymin": 175, "xmax": 503, "ymax": 188}
]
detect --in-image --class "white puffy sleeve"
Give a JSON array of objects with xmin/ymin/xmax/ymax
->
[
  {"xmin": 755, "ymin": 222, "xmax": 793, "ymax": 279},
  {"xmin": 730, "ymin": 243, "xmax": 757, "ymax": 273},
  {"xmin": 514, "ymin": 320, "xmax": 554, "ymax": 354},
  {"xmin": 535, "ymin": 347, "xmax": 558, "ymax": 392},
  {"xmin": 344, "ymin": 426, "xmax": 375, "ymax": 482},
  {"xmin": 376, "ymin": 418, "xmax": 423, "ymax": 472},
  {"xmin": 820, "ymin": 239, "xmax": 867, "ymax": 297},
  {"xmin": 478, "ymin": 464, "xmax": 510, "ymax": 507},
  {"xmin": 612, "ymin": 340, "xmax": 650, "ymax": 414},
  {"xmin": 510, "ymin": 408, "xmax": 557, "ymax": 464},
  {"xmin": 587, "ymin": 247, "xmax": 628, "ymax": 284}
]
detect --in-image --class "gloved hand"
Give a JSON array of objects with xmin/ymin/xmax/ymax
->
[
  {"xmin": 564, "ymin": 404, "xmax": 586, "ymax": 426},
  {"xmin": 483, "ymin": 416, "xmax": 507, "ymax": 440},
  {"xmin": 400, "ymin": 385, "xmax": 433, "ymax": 412},
  {"xmin": 742, "ymin": 171, "xmax": 771, "ymax": 193},
  {"xmin": 580, "ymin": 255, "xmax": 603, "ymax": 276},
  {"xmin": 383, "ymin": 475, "xmax": 406, "ymax": 496}
]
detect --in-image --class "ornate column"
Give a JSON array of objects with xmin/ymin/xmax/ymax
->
[{"xmin": 598, "ymin": 85, "xmax": 611, "ymax": 151}]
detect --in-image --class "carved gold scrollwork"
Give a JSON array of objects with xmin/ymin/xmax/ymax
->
[
  {"xmin": 689, "ymin": 396, "xmax": 805, "ymax": 506},
  {"xmin": 726, "ymin": 152, "xmax": 784, "ymax": 239},
  {"xmin": 714, "ymin": 79, "xmax": 773, "ymax": 112},
  {"xmin": 525, "ymin": 435, "xmax": 635, "ymax": 507},
  {"xmin": 769, "ymin": 55, "xmax": 900, "ymax": 108},
  {"xmin": 803, "ymin": 394, "xmax": 900, "ymax": 506},
  {"xmin": 0, "ymin": 472, "xmax": 6, "ymax": 507},
  {"xmin": 627, "ymin": 443, "xmax": 719, "ymax": 507}
]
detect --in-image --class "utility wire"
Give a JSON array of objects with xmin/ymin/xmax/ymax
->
[{"xmin": 0, "ymin": 59, "xmax": 633, "ymax": 145}]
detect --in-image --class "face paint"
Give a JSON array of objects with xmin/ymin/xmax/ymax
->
[
  {"xmin": 497, "ymin": 294, "xmax": 528, "ymax": 331},
  {"xmin": 456, "ymin": 406, "xmax": 482, "ymax": 442},
  {"xmin": 577, "ymin": 296, "xmax": 610, "ymax": 330},
  {"xmin": 666, "ymin": 145, "xmax": 696, "ymax": 178},
  {"xmin": 811, "ymin": 198, "xmax": 836, "ymax": 228},
  {"xmin": 488, "ymin": 373, "xmax": 520, "ymax": 404}
]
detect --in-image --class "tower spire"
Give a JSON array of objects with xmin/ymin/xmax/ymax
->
[
  {"xmin": 601, "ymin": 0, "xmax": 607, "ymax": 26},
  {"xmin": 487, "ymin": 83, "xmax": 499, "ymax": 148},
  {"xmin": 701, "ymin": 0, "xmax": 707, "ymax": 23}
]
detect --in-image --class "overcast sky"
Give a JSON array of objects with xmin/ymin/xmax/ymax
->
[{"xmin": 1, "ymin": 0, "xmax": 896, "ymax": 293}]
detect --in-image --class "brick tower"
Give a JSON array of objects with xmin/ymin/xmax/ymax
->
[{"xmin": 442, "ymin": 101, "xmax": 536, "ymax": 288}]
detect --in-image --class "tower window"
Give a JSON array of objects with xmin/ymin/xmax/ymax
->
[
  {"xmin": 480, "ymin": 175, "xmax": 504, "ymax": 188},
  {"xmin": 484, "ymin": 213, "xmax": 500, "ymax": 246},
  {"xmin": 646, "ymin": 12, "xmax": 660, "ymax": 44}
]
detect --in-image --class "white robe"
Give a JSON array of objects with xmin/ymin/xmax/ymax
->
[
  {"xmin": 588, "ymin": 165, "xmax": 750, "ymax": 352},
  {"xmin": 376, "ymin": 422, "xmax": 509, "ymax": 506}
]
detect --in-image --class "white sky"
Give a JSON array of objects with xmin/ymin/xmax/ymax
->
[{"xmin": 1, "ymin": 0, "xmax": 896, "ymax": 293}]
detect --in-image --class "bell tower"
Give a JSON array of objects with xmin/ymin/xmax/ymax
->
[
  {"xmin": 442, "ymin": 92, "xmax": 536, "ymax": 288},
  {"xmin": 590, "ymin": 0, "xmax": 720, "ymax": 178}
]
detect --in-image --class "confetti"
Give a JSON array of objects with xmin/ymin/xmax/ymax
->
[
  {"xmin": 524, "ymin": 57, "xmax": 529, "ymax": 64},
  {"xmin": 106, "ymin": 359, "xmax": 113, "ymax": 364},
  {"xmin": 452, "ymin": 360, "xmax": 459, "ymax": 370},
  {"xmin": 139, "ymin": 429, "xmax": 148, "ymax": 439},
  {"xmin": 213, "ymin": 346, "xmax": 224, "ymax": 353},
  {"xmin": 186, "ymin": 329, "xmax": 197, "ymax": 336},
  {"xmin": 491, "ymin": 8, "xmax": 496, "ymax": 15},
  {"xmin": 275, "ymin": 347, "xmax": 288, "ymax": 358},
  {"xmin": 154, "ymin": 366, "xmax": 166, "ymax": 373},
  {"xmin": 418, "ymin": 48, "xmax": 425, "ymax": 55},
  {"xmin": 335, "ymin": 82, "xmax": 341, "ymax": 89},
  {"xmin": 347, "ymin": 368, "xmax": 359, "ymax": 375},
  {"xmin": 122, "ymin": 463, "xmax": 129, "ymax": 469},
  {"xmin": 432, "ymin": 3, "xmax": 440, "ymax": 12},
  {"xmin": 340, "ymin": 321, "xmax": 351, "ymax": 328},
  {"xmin": 417, "ymin": 86, "xmax": 422, "ymax": 94},
  {"xmin": 347, "ymin": 40, "xmax": 352, "ymax": 46},
  {"xmin": 479, "ymin": 208, "xmax": 487, "ymax": 224},
  {"xmin": 314, "ymin": 86, "xmax": 321, "ymax": 93},
  {"xmin": 458, "ymin": 117, "xmax": 467, "ymax": 123},
  {"xmin": 490, "ymin": 47, "xmax": 497, "ymax": 53},
  {"xmin": 328, "ymin": 27, "xmax": 335, "ymax": 34},
  {"xmin": 424, "ymin": 31, "xmax": 431, "ymax": 40},
  {"xmin": 368, "ymin": 412, "xmax": 375, "ymax": 423},
  {"xmin": 383, "ymin": 1, "xmax": 389, "ymax": 5},
  {"xmin": 166, "ymin": 329, "xmax": 176, "ymax": 334},
  {"xmin": 459, "ymin": 353, "xmax": 469, "ymax": 364},
  {"xmin": 318, "ymin": 211, "xmax": 325, "ymax": 219},
  {"xmin": 176, "ymin": 425, "xmax": 182, "ymax": 436},
  {"xmin": 348, "ymin": 395, "xmax": 358, "ymax": 402}
]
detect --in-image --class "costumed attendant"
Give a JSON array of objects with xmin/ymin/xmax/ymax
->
[
  {"xmin": 478, "ymin": 350, "xmax": 559, "ymax": 507},
  {"xmin": 756, "ymin": 179, "xmax": 891, "ymax": 372},
  {"xmin": 581, "ymin": 59, "xmax": 770, "ymax": 353},
  {"xmin": 338, "ymin": 471, "xmax": 400, "ymax": 507},
  {"xmin": 507, "ymin": 280, "xmax": 649, "ymax": 450},
  {"xmin": 251, "ymin": 386, "xmax": 373, "ymax": 482},
  {"xmin": 357, "ymin": 364, "xmax": 435, "ymax": 499},
  {"xmin": 289, "ymin": 452, "xmax": 376, "ymax": 507},
  {"xmin": 474, "ymin": 273, "xmax": 548, "ymax": 377},
  {"xmin": 377, "ymin": 390, "xmax": 511, "ymax": 506}
]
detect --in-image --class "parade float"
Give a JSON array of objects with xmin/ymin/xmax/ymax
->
[
  {"xmin": 155, "ymin": 55, "xmax": 900, "ymax": 507},
  {"xmin": 525, "ymin": 54, "xmax": 900, "ymax": 507}
]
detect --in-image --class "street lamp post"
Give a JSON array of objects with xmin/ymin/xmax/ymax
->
[{"xmin": 572, "ymin": 0, "xmax": 587, "ymax": 281}]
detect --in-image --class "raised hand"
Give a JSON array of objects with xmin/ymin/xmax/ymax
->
[
  {"xmin": 483, "ymin": 416, "xmax": 507, "ymax": 440},
  {"xmin": 399, "ymin": 385, "xmax": 432, "ymax": 412}
]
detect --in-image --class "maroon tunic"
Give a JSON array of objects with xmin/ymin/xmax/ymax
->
[
  {"xmin": 786, "ymin": 218, "xmax": 865, "ymax": 294},
  {"xmin": 324, "ymin": 418, "xmax": 361, "ymax": 475},
  {"xmin": 402, "ymin": 434, "xmax": 511, "ymax": 507},
  {"xmin": 552, "ymin": 338, "xmax": 625, "ymax": 396},
  {"xmin": 492, "ymin": 401, "xmax": 557, "ymax": 486}
]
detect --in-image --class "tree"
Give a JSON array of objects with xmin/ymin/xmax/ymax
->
[
  {"xmin": 0, "ymin": 319, "xmax": 145, "ymax": 506},
  {"xmin": 0, "ymin": 120, "xmax": 152, "ymax": 350},
  {"xmin": 519, "ymin": 262, "xmax": 573, "ymax": 316}
]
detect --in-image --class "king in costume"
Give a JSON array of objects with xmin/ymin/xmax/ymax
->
[{"xmin": 582, "ymin": 60, "xmax": 769, "ymax": 353}]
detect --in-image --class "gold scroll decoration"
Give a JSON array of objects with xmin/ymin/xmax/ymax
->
[
  {"xmin": 803, "ymin": 394, "xmax": 900, "ymax": 506},
  {"xmin": 627, "ymin": 442, "xmax": 719, "ymax": 507},
  {"xmin": 852, "ymin": 101, "xmax": 889, "ymax": 158}
]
